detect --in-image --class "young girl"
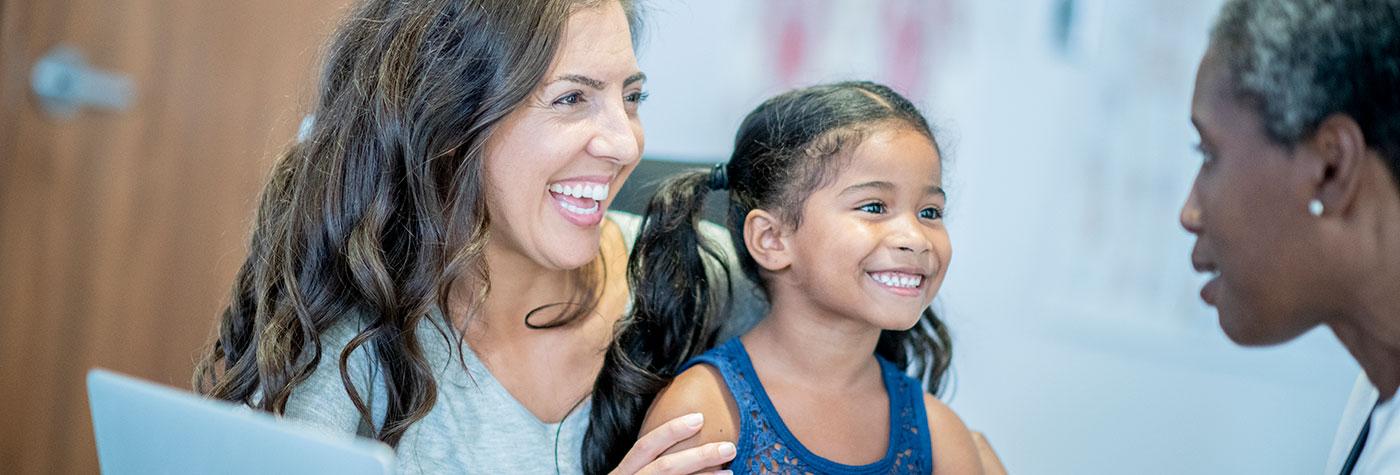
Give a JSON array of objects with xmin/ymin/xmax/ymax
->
[{"xmin": 585, "ymin": 81, "xmax": 983, "ymax": 473}]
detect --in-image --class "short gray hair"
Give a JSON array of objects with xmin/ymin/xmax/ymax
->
[{"xmin": 1210, "ymin": 0, "xmax": 1400, "ymax": 166}]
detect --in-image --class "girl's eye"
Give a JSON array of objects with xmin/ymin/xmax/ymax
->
[
  {"xmin": 553, "ymin": 92, "xmax": 585, "ymax": 106},
  {"xmin": 858, "ymin": 202, "xmax": 887, "ymax": 214},
  {"xmin": 625, "ymin": 91, "xmax": 650, "ymax": 103},
  {"xmin": 920, "ymin": 207, "xmax": 943, "ymax": 220}
]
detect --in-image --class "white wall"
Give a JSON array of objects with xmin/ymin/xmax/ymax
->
[{"xmin": 635, "ymin": 1, "xmax": 1360, "ymax": 473}]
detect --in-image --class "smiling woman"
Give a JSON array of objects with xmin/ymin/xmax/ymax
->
[
  {"xmin": 191, "ymin": 0, "xmax": 760, "ymax": 473},
  {"xmin": 482, "ymin": 16, "xmax": 647, "ymax": 270}
]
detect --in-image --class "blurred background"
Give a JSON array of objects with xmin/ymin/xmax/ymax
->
[{"xmin": 0, "ymin": 0, "xmax": 1359, "ymax": 473}]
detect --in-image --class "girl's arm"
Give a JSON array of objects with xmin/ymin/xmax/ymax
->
[
  {"xmin": 637, "ymin": 365, "xmax": 741, "ymax": 469},
  {"xmin": 923, "ymin": 394, "xmax": 986, "ymax": 474},
  {"xmin": 972, "ymin": 431, "xmax": 1009, "ymax": 475}
]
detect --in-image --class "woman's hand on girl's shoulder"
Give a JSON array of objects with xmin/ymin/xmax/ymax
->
[
  {"xmin": 923, "ymin": 393, "xmax": 991, "ymax": 475},
  {"xmin": 612, "ymin": 365, "xmax": 739, "ymax": 475}
]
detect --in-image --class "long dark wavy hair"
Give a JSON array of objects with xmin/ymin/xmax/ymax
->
[
  {"xmin": 194, "ymin": 0, "xmax": 640, "ymax": 447},
  {"xmin": 583, "ymin": 81, "xmax": 955, "ymax": 473}
]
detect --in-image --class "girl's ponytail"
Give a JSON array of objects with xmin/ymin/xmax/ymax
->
[{"xmin": 582, "ymin": 168, "xmax": 732, "ymax": 475}]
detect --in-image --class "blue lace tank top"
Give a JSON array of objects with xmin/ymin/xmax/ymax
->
[{"xmin": 681, "ymin": 338, "xmax": 934, "ymax": 474}]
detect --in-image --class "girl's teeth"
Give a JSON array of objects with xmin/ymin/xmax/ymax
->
[{"xmin": 872, "ymin": 272, "xmax": 922, "ymax": 289}]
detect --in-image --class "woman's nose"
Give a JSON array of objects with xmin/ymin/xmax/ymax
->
[
  {"xmin": 1179, "ymin": 185, "xmax": 1203, "ymax": 234},
  {"xmin": 585, "ymin": 100, "xmax": 641, "ymax": 165}
]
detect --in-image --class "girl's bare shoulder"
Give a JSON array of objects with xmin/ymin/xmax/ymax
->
[
  {"xmin": 923, "ymin": 393, "xmax": 985, "ymax": 474},
  {"xmin": 640, "ymin": 364, "xmax": 741, "ymax": 456}
]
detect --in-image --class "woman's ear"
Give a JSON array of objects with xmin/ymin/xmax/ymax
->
[
  {"xmin": 743, "ymin": 209, "xmax": 793, "ymax": 272},
  {"xmin": 1302, "ymin": 113, "xmax": 1369, "ymax": 217}
]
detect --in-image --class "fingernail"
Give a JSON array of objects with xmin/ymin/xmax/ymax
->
[
  {"xmin": 717, "ymin": 471, "xmax": 734, "ymax": 475},
  {"xmin": 683, "ymin": 412, "xmax": 704, "ymax": 428},
  {"xmin": 718, "ymin": 442, "xmax": 736, "ymax": 458}
]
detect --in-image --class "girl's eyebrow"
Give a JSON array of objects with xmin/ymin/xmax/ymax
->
[
  {"xmin": 839, "ymin": 180, "xmax": 894, "ymax": 196},
  {"xmin": 839, "ymin": 181, "xmax": 945, "ymax": 197}
]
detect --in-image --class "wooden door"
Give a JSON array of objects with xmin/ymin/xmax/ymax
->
[{"xmin": 0, "ymin": 2, "xmax": 349, "ymax": 473}]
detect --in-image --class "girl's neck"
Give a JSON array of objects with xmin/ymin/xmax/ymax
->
[{"xmin": 743, "ymin": 286, "xmax": 885, "ymax": 389}]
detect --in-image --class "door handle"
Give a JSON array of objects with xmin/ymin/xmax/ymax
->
[{"xmin": 30, "ymin": 45, "xmax": 135, "ymax": 119}]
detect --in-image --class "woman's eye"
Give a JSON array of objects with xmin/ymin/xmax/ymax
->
[
  {"xmin": 1194, "ymin": 143, "xmax": 1215, "ymax": 167},
  {"xmin": 553, "ymin": 92, "xmax": 585, "ymax": 106},
  {"xmin": 858, "ymin": 202, "xmax": 887, "ymax": 214},
  {"xmin": 625, "ymin": 91, "xmax": 650, "ymax": 103},
  {"xmin": 919, "ymin": 207, "xmax": 943, "ymax": 220}
]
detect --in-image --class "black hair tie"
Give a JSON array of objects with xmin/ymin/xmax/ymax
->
[{"xmin": 707, "ymin": 163, "xmax": 729, "ymax": 190}]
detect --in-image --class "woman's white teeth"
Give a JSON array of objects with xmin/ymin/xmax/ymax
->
[
  {"xmin": 549, "ymin": 183, "xmax": 609, "ymax": 201},
  {"xmin": 871, "ymin": 272, "xmax": 922, "ymax": 288},
  {"xmin": 559, "ymin": 200, "xmax": 599, "ymax": 215}
]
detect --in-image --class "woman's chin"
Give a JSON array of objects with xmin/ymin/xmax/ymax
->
[
  {"xmin": 1217, "ymin": 305, "xmax": 1311, "ymax": 347},
  {"xmin": 539, "ymin": 242, "xmax": 604, "ymax": 271}
]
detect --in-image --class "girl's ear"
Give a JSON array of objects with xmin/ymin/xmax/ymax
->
[{"xmin": 744, "ymin": 209, "xmax": 793, "ymax": 272}]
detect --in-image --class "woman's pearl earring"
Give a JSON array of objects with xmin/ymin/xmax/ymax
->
[{"xmin": 1309, "ymin": 198, "xmax": 1325, "ymax": 217}]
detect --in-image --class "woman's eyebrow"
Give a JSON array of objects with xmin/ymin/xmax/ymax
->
[
  {"xmin": 552, "ymin": 74, "xmax": 606, "ymax": 90},
  {"xmin": 550, "ymin": 72, "xmax": 647, "ymax": 90}
]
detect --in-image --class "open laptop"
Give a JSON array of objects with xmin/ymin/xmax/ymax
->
[{"xmin": 87, "ymin": 369, "xmax": 395, "ymax": 475}]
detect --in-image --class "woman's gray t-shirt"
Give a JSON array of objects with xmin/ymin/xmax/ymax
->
[{"xmin": 283, "ymin": 211, "xmax": 764, "ymax": 474}]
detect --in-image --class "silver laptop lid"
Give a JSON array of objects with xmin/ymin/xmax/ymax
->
[{"xmin": 87, "ymin": 369, "xmax": 395, "ymax": 475}]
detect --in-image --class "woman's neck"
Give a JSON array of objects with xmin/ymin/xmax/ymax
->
[
  {"xmin": 1336, "ymin": 272, "xmax": 1400, "ymax": 402},
  {"xmin": 743, "ymin": 285, "xmax": 886, "ymax": 390},
  {"xmin": 455, "ymin": 240, "xmax": 577, "ymax": 341},
  {"xmin": 452, "ymin": 218, "xmax": 627, "ymax": 346},
  {"xmin": 1333, "ymin": 168, "xmax": 1400, "ymax": 403},
  {"xmin": 1334, "ymin": 315, "xmax": 1400, "ymax": 403}
]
